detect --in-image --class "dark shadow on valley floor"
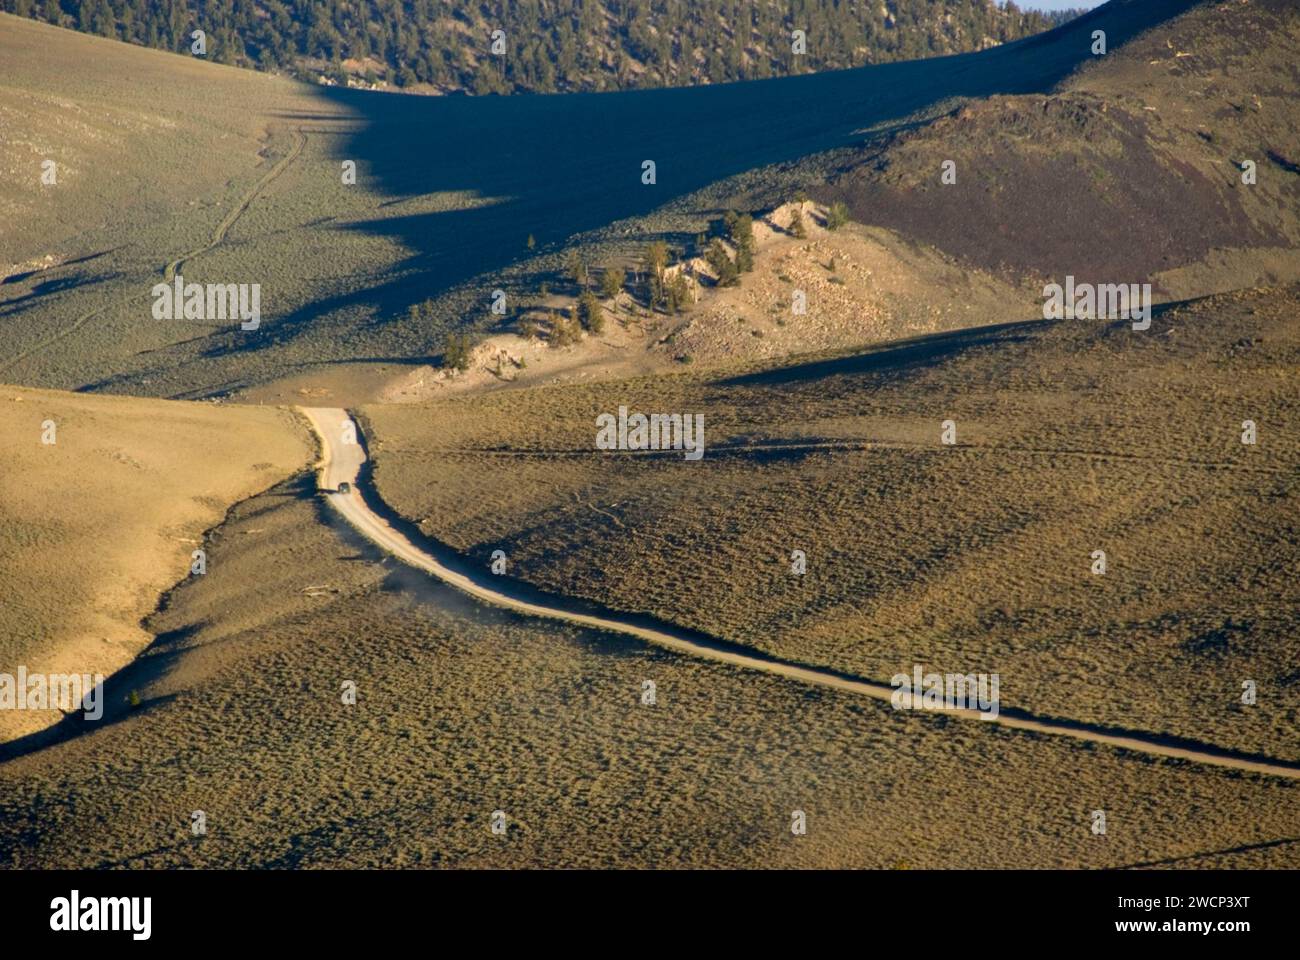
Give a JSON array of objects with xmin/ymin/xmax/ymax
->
[{"xmin": 263, "ymin": 0, "xmax": 1198, "ymax": 339}]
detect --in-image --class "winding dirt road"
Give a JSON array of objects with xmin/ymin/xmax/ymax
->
[{"xmin": 300, "ymin": 406, "xmax": 1300, "ymax": 782}]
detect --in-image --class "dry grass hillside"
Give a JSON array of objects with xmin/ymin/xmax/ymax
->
[
  {"xmin": 820, "ymin": 0, "xmax": 1300, "ymax": 296},
  {"xmin": 2, "ymin": 2, "xmax": 1219, "ymax": 401},
  {"xmin": 0, "ymin": 386, "xmax": 310, "ymax": 740},
  {"xmin": 0, "ymin": 15, "xmax": 322, "ymax": 269},
  {"xmin": 374, "ymin": 201, "xmax": 1039, "ymax": 402},
  {"xmin": 2, "ymin": 0, "xmax": 1297, "ymax": 874},
  {"xmin": 666, "ymin": 206, "xmax": 1036, "ymax": 364},
  {"xmin": 365, "ymin": 284, "xmax": 1300, "ymax": 763},
  {"xmin": 2, "ymin": 477, "xmax": 1296, "ymax": 868}
]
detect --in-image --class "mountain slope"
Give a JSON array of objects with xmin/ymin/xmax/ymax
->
[
  {"xmin": 364, "ymin": 283, "xmax": 1300, "ymax": 762},
  {"xmin": 3, "ymin": 465, "xmax": 1298, "ymax": 868},
  {"xmin": 819, "ymin": 0, "xmax": 1300, "ymax": 293},
  {"xmin": 0, "ymin": 386, "xmax": 310, "ymax": 740},
  {"xmin": 0, "ymin": 2, "xmax": 1208, "ymax": 401}
]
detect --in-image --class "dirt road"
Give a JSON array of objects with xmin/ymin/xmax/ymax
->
[{"xmin": 300, "ymin": 406, "xmax": 1300, "ymax": 782}]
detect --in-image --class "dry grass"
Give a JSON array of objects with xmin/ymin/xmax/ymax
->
[
  {"xmin": 2, "ymin": 478, "xmax": 1296, "ymax": 868},
  {"xmin": 4, "ymin": 3, "xmax": 1300, "ymax": 870},
  {"xmin": 821, "ymin": 0, "xmax": 1300, "ymax": 295},
  {"xmin": 0, "ymin": 386, "xmax": 311, "ymax": 739},
  {"xmin": 365, "ymin": 285, "xmax": 1300, "ymax": 762},
  {"xmin": 0, "ymin": 15, "xmax": 443, "ymax": 397}
]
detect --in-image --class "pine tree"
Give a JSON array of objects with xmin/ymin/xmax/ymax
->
[
  {"xmin": 706, "ymin": 239, "xmax": 738, "ymax": 287},
  {"xmin": 567, "ymin": 249, "xmax": 588, "ymax": 288},
  {"xmin": 726, "ymin": 211, "xmax": 755, "ymax": 272},
  {"xmin": 643, "ymin": 241, "xmax": 668, "ymax": 282},
  {"xmin": 550, "ymin": 308, "xmax": 581, "ymax": 347},
  {"xmin": 599, "ymin": 264, "xmax": 625, "ymax": 300},
  {"xmin": 789, "ymin": 206, "xmax": 807, "ymax": 239},
  {"xmin": 578, "ymin": 290, "xmax": 604, "ymax": 332},
  {"xmin": 441, "ymin": 331, "xmax": 474, "ymax": 372},
  {"xmin": 643, "ymin": 240, "xmax": 669, "ymax": 308},
  {"xmin": 665, "ymin": 273, "xmax": 691, "ymax": 314}
]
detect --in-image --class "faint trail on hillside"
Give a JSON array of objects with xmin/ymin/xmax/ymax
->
[
  {"xmin": 0, "ymin": 296, "xmax": 124, "ymax": 376},
  {"xmin": 301, "ymin": 406, "xmax": 1300, "ymax": 782},
  {"xmin": 0, "ymin": 128, "xmax": 306, "ymax": 377},
  {"xmin": 163, "ymin": 127, "xmax": 307, "ymax": 281}
]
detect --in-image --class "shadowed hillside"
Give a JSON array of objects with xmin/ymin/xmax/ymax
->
[
  {"xmin": 820, "ymin": 0, "xmax": 1300, "ymax": 292},
  {"xmin": 0, "ymin": 386, "xmax": 310, "ymax": 740},
  {"xmin": 2, "ymin": 0, "xmax": 1299, "ymax": 878},
  {"xmin": 299, "ymin": 0, "xmax": 1202, "ymax": 325},
  {"xmin": 2, "ymin": 2, "xmax": 1205, "ymax": 398}
]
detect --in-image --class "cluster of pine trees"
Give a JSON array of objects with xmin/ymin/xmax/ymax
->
[
  {"xmin": 4, "ymin": 0, "xmax": 1078, "ymax": 93},
  {"xmin": 451, "ymin": 197, "xmax": 850, "ymax": 363}
]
